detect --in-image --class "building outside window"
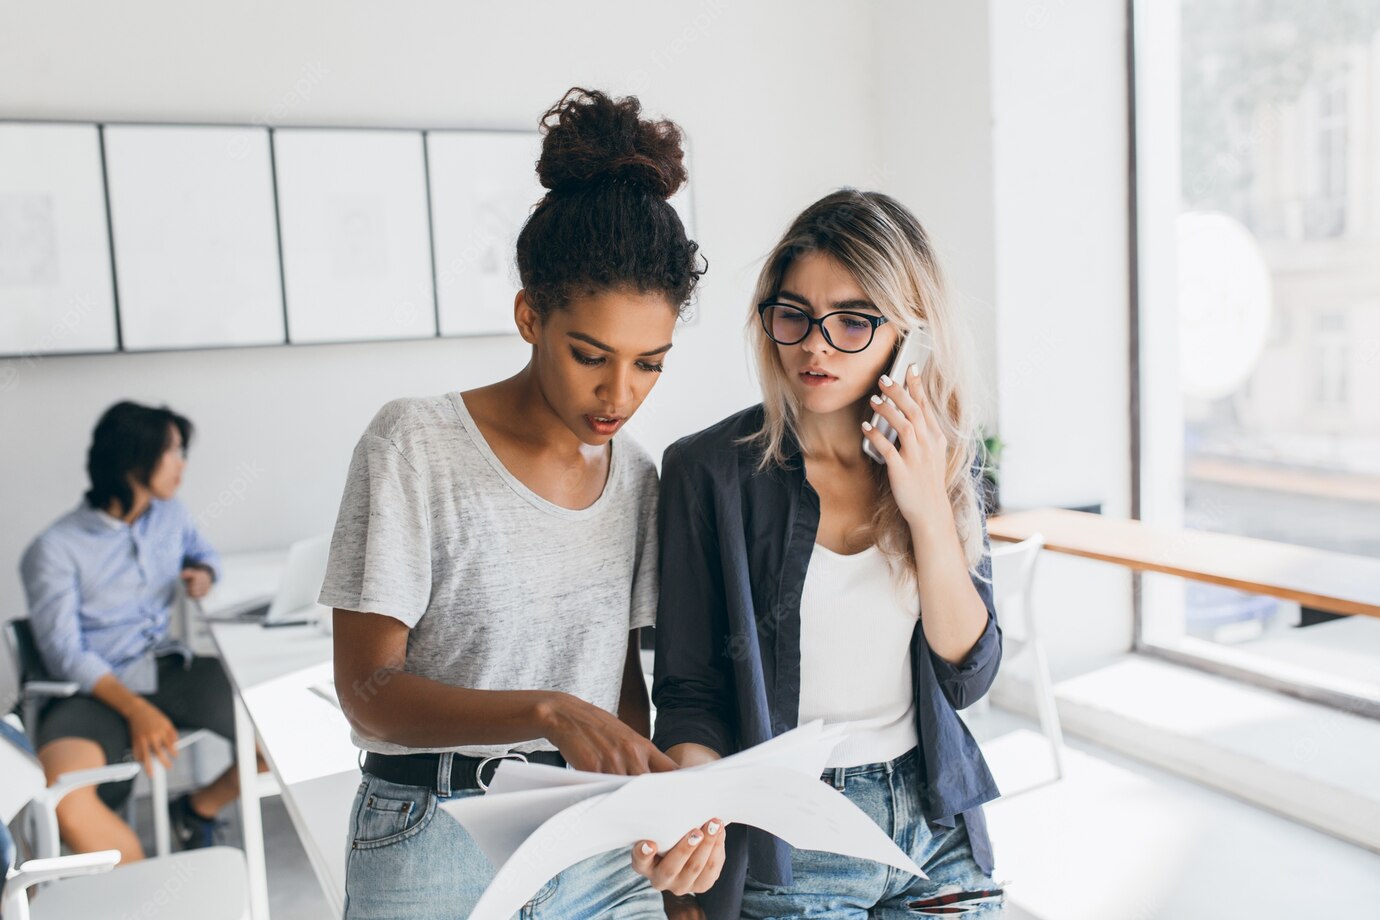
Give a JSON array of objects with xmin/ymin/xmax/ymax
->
[{"xmin": 1135, "ymin": 0, "xmax": 1380, "ymax": 707}]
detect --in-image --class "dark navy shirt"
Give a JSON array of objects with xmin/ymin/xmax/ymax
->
[{"xmin": 652, "ymin": 405, "xmax": 1002, "ymax": 919}]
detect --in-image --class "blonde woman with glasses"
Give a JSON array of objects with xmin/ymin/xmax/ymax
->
[{"xmin": 651, "ymin": 190, "xmax": 1006, "ymax": 918}]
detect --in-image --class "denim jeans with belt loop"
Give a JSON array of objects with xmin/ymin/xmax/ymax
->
[
  {"xmin": 342, "ymin": 764, "xmax": 665, "ymax": 920},
  {"xmin": 742, "ymin": 748, "xmax": 1005, "ymax": 919}
]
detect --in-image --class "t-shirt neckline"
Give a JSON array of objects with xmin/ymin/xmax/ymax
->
[
  {"xmin": 812, "ymin": 542, "xmax": 880, "ymax": 560},
  {"xmin": 449, "ymin": 391, "xmax": 619, "ymax": 519}
]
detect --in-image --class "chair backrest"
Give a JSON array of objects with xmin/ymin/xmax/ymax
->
[
  {"xmin": 7, "ymin": 620, "xmax": 52, "ymax": 685},
  {"xmin": 0, "ymin": 720, "xmax": 45, "ymax": 826},
  {"xmin": 0, "ymin": 619, "xmax": 29, "ymax": 719},
  {"xmin": 989, "ymin": 533, "xmax": 1045, "ymax": 647}
]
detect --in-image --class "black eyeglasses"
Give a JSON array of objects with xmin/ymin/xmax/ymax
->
[{"xmin": 757, "ymin": 302, "xmax": 889, "ymax": 354}]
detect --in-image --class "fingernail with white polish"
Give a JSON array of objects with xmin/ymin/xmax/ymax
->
[
  {"xmin": 707, "ymin": 822, "xmax": 721, "ymax": 835},
  {"xmin": 641, "ymin": 842, "xmax": 654, "ymax": 855},
  {"xmin": 909, "ymin": 363, "xmax": 919, "ymax": 377},
  {"xmin": 870, "ymin": 395, "xmax": 883, "ymax": 405},
  {"xmin": 688, "ymin": 832, "xmax": 702, "ymax": 846},
  {"xmin": 880, "ymin": 374, "xmax": 893, "ymax": 386},
  {"xmin": 862, "ymin": 421, "xmax": 873, "ymax": 432}
]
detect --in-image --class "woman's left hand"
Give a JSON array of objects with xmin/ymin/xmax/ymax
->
[{"xmin": 862, "ymin": 364, "xmax": 953, "ymax": 532}]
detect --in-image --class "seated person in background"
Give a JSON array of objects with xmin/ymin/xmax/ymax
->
[{"xmin": 20, "ymin": 400, "xmax": 256, "ymax": 863}]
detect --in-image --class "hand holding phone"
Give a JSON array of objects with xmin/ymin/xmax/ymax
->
[{"xmin": 863, "ymin": 325, "xmax": 933, "ymax": 465}]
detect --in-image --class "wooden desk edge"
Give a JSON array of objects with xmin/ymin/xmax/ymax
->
[{"xmin": 988, "ymin": 508, "xmax": 1380, "ymax": 619}]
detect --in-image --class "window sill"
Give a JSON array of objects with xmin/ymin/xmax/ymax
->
[{"xmin": 991, "ymin": 653, "xmax": 1380, "ymax": 853}]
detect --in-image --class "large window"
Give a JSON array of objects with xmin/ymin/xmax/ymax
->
[{"xmin": 1134, "ymin": 0, "xmax": 1380, "ymax": 707}]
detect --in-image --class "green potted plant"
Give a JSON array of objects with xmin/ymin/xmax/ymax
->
[{"xmin": 979, "ymin": 429, "xmax": 1004, "ymax": 516}]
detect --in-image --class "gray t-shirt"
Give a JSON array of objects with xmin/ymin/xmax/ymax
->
[{"xmin": 318, "ymin": 392, "xmax": 659, "ymax": 757}]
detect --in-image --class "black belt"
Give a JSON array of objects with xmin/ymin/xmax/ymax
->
[{"xmin": 362, "ymin": 749, "xmax": 566, "ymax": 794}]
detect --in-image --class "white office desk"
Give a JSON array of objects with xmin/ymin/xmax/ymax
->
[{"xmin": 197, "ymin": 551, "xmax": 357, "ymax": 920}]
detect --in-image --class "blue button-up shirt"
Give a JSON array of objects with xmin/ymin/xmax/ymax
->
[{"xmin": 19, "ymin": 499, "xmax": 220, "ymax": 694}]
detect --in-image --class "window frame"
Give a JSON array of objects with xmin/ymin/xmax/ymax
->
[{"xmin": 1126, "ymin": 0, "xmax": 1379, "ymax": 720}]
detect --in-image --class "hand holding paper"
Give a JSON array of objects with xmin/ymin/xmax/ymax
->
[
  {"xmin": 441, "ymin": 723, "xmax": 925, "ymax": 920},
  {"xmin": 630, "ymin": 814, "xmax": 727, "ymax": 899}
]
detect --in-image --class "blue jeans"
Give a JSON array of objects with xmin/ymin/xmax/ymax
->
[
  {"xmin": 343, "ymin": 773, "xmax": 666, "ymax": 919},
  {"xmin": 741, "ymin": 749, "xmax": 1004, "ymax": 919}
]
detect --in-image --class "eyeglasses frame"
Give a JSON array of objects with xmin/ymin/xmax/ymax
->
[{"xmin": 756, "ymin": 301, "xmax": 891, "ymax": 354}]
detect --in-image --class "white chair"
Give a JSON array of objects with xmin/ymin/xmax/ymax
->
[
  {"xmin": 971, "ymin": 533, "xmax": 1066, "ymax": 782},
  {"xmin": 0, "ymin": 728, "xmax": 248, "ymax": 920},
  {"xmin": 0, "ymin": 622, "xmax": 79, "ymax": 759},
  {"xmin": 3, "ymin": 619, "xmax": 212, "ymax": 858}
]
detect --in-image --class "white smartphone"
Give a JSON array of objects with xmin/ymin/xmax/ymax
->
[{"xmin": 863, "ymin": 324, "xmax": 934, "ymax": 465}]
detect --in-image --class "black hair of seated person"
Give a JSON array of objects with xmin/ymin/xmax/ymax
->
[
  {"xmin": 85, "ymin": 401, "xmax": 193, "ymax": 512},
  {"xmin": 516, "ymin": 87, "xmax": 706, "ymax": 319}
]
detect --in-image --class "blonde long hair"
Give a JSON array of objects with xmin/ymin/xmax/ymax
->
[{"xmin": 745, "ymin": 189, "xmax": 989, "ymax": 583}]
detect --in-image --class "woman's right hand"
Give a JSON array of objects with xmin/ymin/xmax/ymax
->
[
  {"xmin": 127, "ymin": 699, "xmax": 180, "ymax": 771},
  {"xmin": 538, "ymin": 693, "xmax": 678, "ymax": 775}
]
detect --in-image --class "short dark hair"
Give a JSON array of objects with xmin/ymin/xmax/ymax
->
[
  {"xmin": 85, "ymin": 401, "xmax": 193, "ymax": 512},
  {"xmin": 516, "ymin": 87, "xmax": 705, "ymax": 319}
]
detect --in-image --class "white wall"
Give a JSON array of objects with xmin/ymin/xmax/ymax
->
[
  {"xmin": 0, "ymin": 0, "xmax": 885, "ymax": 614},
  {"xmin": 876, "ymin": 0, "xmax": 1136, "ymax": 675},
  {"xmin": 989, "ymin": 0, "xmax": 1135, "ymax": 673},
  {"xmin": 0, "ymin": 1, "xmax": 1137, "ymax": 678},
  {"xmin": 874, "ymin": 0, "xmax": 1000, "ymax": 431}
]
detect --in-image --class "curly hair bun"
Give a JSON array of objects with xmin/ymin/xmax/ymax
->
[{"xmin": 537, "ymin": 87, "xmax": 688, "ymax": 201}]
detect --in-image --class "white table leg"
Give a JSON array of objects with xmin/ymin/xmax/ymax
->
[
  {"xmin": 236, "ymin": 694, "xmax": 271, "ymax": 920},
  {"xmin": 150, "ymin": 759, "xmax": 171, "ymax": 857}
]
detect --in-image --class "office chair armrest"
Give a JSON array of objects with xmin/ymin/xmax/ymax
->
[
  {"xmin": 175, "ymin": 728, "xmax": 210, "ymax": 752},
  {"xmin": 21, "ymin": 680, "xmax": 80, "ymax": 700},
  {"xmin": 22, "ymin": 765, "xmax": 141, "ymax": 860},
  {"xmin": 142, "ymin": 728, "xmax": 212, "ymax": 783},
  {"xmin": 34, "ymin": 763, "xmax": 143, "ymax": 809},
  {"xmin": 7, "ymin": 849, "xmax": 121, "ymax": 893}
]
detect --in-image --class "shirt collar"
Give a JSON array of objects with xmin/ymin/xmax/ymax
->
[
  {"xmin": 779, "ymin": 417, "xmax": 807, "ymax": 473},
  {"xmin": 74, "ymin": 501, "xmax": 130, "ymax": 532}
]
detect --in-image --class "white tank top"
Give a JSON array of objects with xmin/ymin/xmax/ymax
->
[{"xmin": 797, "ymin": 543, "xmax": 921, "ymax": 768}]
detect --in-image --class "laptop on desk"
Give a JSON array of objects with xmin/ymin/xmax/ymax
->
[{"xmin": 201, "ymin": 534, "xmax": 333, "ymax": 626}]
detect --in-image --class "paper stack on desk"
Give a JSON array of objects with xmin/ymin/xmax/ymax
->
[{"xmin": 440, "ymin": 722, "xmax": 925, "ymax": 920}]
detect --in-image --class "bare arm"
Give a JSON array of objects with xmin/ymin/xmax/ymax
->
[
  {"xmin": 909, "ymin": 517, "xmax": 991, "ymax": 664},
  {"xmin": 89, "ymin": 672, "xmax": 147, "ymax": 721},
  {"xmin": 91, "ymin": 673, "xmax": 179, "ymax": 771},
  {"xmin": 333, "ymin": 608, "xmax": 554, "ymax": 747},
  {"xmin": 666, "ymin": 742, "xmax": 722, "ymax": 768},
  {"xmin": 865, "ymin": 371, "xmax": 992, "ymax": 665},
  {"xmin": 333, "ymin": 609, "xmax": 676, "ymax": 774}
]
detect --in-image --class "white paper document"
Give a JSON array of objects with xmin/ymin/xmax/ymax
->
[{"xmin": 440, "ymin": 722, "xmax": 925, "ymax": 920}]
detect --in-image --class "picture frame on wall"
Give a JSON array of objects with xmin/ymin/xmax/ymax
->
[
  {"xmin": 3, "ymin": 119, "xmax": 700, "ymax": 357},
  {"xmin": 426, "ymin": 130, "xmax": 543, "ymax": 337},
  {"xmin": 103, "ymin": 124, "xmax": 285, "ymax": 351},
  {"xmin": 0, "ymin": 122, "xmax": 118, "ymax": 357},
  {"xmin": 668, "ymin": 136, "xmax": 697, "ymax": 243},
  {"xmin": 274, "ymin": 128, "xmax": 438, "ymax": 344},
  {"xmin": 428, "ymin": 129, "xmax": 698, "ymax": 335},
  {"xmin": 668, "ymin": 139, "xmax": 698, "ymax": 325}
]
